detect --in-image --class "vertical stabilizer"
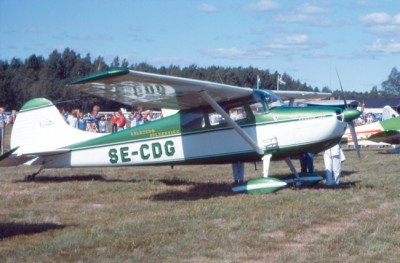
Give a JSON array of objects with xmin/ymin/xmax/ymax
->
[{"xmin": 11, "ymin": 98, "xmax": 104, "ymax": 155}]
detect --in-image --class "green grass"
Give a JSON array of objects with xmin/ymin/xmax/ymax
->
[{"xmin": 1, "ymin": 125, "xmax": 400, "ymax": 262}]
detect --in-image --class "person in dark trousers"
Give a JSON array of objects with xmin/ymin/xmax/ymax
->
[{"xmin": 299, "ymin": 152, "xmax": 314, "ymax": 174}]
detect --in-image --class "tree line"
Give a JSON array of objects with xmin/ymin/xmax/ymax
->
[{"xmin": 0, "ymin": 48, "xmax": 399, "ymax": 112}]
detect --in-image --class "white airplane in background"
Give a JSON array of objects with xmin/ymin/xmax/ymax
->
[{"xmin": 0, "ymin": 69, "xmax": 361, "ymax": 194}]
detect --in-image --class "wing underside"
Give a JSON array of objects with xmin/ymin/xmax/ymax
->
[{"xmin": 69, "ymin": 69, "xmax": 253, "ymax": 109}]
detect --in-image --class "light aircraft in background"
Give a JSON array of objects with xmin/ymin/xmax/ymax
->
[
  {"xmin": 382, "ymin": 105, "xmax": 399, "ymax": 120},
  {"xmin": 343, "ymin": 116, "xmax": 400, "ymax": 152},
  {"xmin": 0, "ymin": 69, "xmax": 361, "ymax": 194}
]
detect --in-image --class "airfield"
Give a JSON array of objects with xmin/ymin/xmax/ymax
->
[{"xmin": 1, "ymin": 126, "xmax": 400, "ymax": 262}]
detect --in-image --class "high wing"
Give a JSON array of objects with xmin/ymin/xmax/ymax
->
[
  {"xmin": 70, "ymin": 69, "xmax": 263, "ymax": 154},
  {"xmin": 272, "ymin": 90, "xmax": 331, "ymax": 106},
  {"xmin": 273, "ymin": 90, "xmax": 331, "ymax": 100},
  {"xmin": 69, "ymin": 69, "xmax": 253, "ymax": 109}
]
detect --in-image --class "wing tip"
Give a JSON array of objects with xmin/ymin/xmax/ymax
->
[{"xmin": 69, "ymin": 68, "xmax": 130, "ymax": 85}]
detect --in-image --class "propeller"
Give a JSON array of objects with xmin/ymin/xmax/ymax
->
[{"xmin": 335, "ymin": 69, "xmax": 361, "ymax": 158}]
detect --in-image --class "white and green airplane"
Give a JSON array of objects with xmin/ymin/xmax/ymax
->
[{"xmin": 0, "ymin": 69, "xmax": 361, "ymax": 193}]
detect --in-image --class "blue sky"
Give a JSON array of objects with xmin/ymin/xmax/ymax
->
[{"xmin": 1, "ymin": 0, "xmax": 399, "ymax": 92}]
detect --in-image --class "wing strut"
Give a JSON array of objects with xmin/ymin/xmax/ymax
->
[{"xmin": 200, "ymin": 91, "xmax": 264, "ymax": 155}]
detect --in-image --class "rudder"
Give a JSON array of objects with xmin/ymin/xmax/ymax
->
[{"xmin": 11, "ymin": 98, "xmax": 103, "ymax": 155}]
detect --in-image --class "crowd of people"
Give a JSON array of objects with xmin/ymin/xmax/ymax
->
[
  {"xmin": 0, "ymin": 107, "xmax": 16, "ymax": 153},
  {"xmin": 61, "ymin": 105, "xmax": 163, "ymax": 134}
]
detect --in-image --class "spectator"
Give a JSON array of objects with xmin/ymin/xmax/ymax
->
[
  {"xmin": 90, "ymin": 110, "xmax": 100, "ymax": 129},
  {"xmin": 117, "ymin": 111, "xmax": 126, "ymax": 131},
  {"xmin": 128, "ymin": 111, "xmax": 135, "ymax": 128},
  {"xmin": 9, "ymin": 110, "xmax": 17, "ymax": 124},
  {"xmin": 98, "ymin": 114, "xmax": 108, "ymax": 133},
  {"xmin": 0, "ymin": 107, "xmax": 6, "ymax": 153},
  {"xmin": 67, "ymin": 110, "xmax": 78, "ymax": 129},
  {"xmin": 60, "ymin": 108, "xmax": 69, "ymax": 124},
  {"xmin": 86, "ymin": 122, "xmax": 98, "ymax": 133},
  {"xmin": 136, "ymin": 105, "xmax": 143, "ymax": 116},
  {"xmin": 77, "ymin": 112, "xmax": 87, "ymax": 131},
  {"xmin": 147, "ymin": 110, "xmax": 157, "ymax": 121},
  {"xmin": 131, "ymin": 112, "xmax": 143, "ymax": 127},
  {"xmin": 143, "ymin": 111, "xmax": 149, "ymax": 123},
  {"xmin": 111, "ymin": 112, "xmax": 118, "ymax": 133}
]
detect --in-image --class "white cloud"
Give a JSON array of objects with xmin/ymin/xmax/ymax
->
[
  {"xmin": 359, "ymin": 12, "xmax": 392, "ymax": 24},
  {"xmin": 274, "ymin": 3, "xmax": 337, "ymax": 27},
  {"xmin": 203, "ymin": 33, "xmax": 319, "ymax": 60},
  {"xmin": 205, "ymin": 47, "xmax": 247, "ymax": 58},
  {"xmin": 297, "ymin": 3, "xmax": 331, "ymax": 14},
  {"xmin": 355, "ymin": 0, "xmax": 379, "ymax": 8},
  {"xmin": 244, "ymin": 0, "xmax": 279, "ymax": 11},
  {"xmin": 367, "ymin": 39, "xmax": 400, "ymax": 53},
  {"xmin": 360, "ymin": 12, "xmax": 400, "ymax": 35},
  {"xmin": 197, "ymin": 3, "xmax": 217, "ymax": 13},
  {"xmin": 263, "ymin": 34, "xmax": 311, "ymax": 50}
]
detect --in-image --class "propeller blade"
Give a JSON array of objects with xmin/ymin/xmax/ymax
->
[
  {"xmin": 348, "ymin": 120, "xmax": 361, "ymax": 158},
  {"xmin": 335, "ymin": 68, "xmax": 348, "ymax": 109},
  {"xmin": 336, "ymin": 68, "xmax": 360, "ymax": 158}
]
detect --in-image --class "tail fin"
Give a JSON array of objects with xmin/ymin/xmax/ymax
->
[
  {"xmin": 382, "ymin": 105, "xmax": 399, "ymax": 121},
  {"xmin": 11, "ymin": 98, "xmax": 103, "ymax": 155}
]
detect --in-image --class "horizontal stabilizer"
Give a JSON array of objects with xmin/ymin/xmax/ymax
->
[{"xmin": 0, "ymin": 147, "xmax": 35, "ymax": 167}]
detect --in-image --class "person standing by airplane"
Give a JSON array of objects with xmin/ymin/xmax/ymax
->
[
  {"xmin": 299, "ymin": 152, "xmax": 314, "ymax": 174},
  {"xmin": 232, "ymin": 161, "xmax": 245, "ymax": 185},
  {"xmin": 324, "ymin": 144, "xmax": 345, "ymax": 187}
]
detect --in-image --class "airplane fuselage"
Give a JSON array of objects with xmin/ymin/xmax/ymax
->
[{"xmin": 39, "ymin": 90, "xmax": 348, "ymax": 168}]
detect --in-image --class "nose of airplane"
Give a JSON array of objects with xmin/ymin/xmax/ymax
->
[{"xmin": 343, "ymin": 109, "xmax": 361, "ymax": 122}]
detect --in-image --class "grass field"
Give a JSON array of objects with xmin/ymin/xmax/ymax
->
[{"xmin": 1, "ymin": 125, "xmax": 400, "ymax": 262}]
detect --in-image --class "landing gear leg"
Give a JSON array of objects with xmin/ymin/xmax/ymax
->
[
  {"xmin": 285, "ymin": 157, "xmax": 302, "ymax": 187},
  {"xmin": 262, "ymin": 154, "xmax": 272, "ymax": 177},
  {"xmin": 285, "ymin": 157, "xmax": 300, "ymax": 178}
]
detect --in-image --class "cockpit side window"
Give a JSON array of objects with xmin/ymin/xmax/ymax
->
[
  {"xmin": 181, "ymin": 110, "xmax": 205, "ymax": 132},
  {"xmin": 208, "ymin": 101, "xmax": 248, "ymax": 126}
]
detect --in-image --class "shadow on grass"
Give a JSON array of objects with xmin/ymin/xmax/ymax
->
[
  {"xmin": 150, "ymin": 179, "xmax": 233, "ymax": 201},
  {"xmin": 14, "ymin": 174, "xmax": 141, "ymax": 183},
  {"xmin": 0, "ymin": 222, "xmax": 66, "ymax": 239},
  {"xmin": 288, "ymin": 180, "xmax": 375, "ymax": 191}
]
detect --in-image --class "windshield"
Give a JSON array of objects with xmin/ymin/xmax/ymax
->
[{"xmin": 264, "ymin": 90, "xmax": 286, "ymax": 109}]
